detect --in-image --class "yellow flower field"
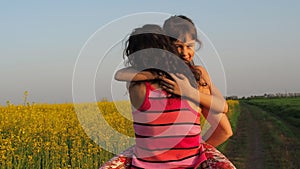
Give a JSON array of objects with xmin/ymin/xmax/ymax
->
[{"xmin": 0, "ymin": 100, "xmax": 239, "ymax": 168}]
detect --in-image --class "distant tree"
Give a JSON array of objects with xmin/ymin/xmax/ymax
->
[
  {"xmin": 23, "ymin": 91, "xmax": 29, "ymax": 106},
  {"xmin": 101, "ymin": 97, "xmax": 109, "ymax": 102}
]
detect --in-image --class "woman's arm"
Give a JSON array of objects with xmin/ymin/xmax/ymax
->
[
  {"xmin": 114, "ymin": 67, "xmax": 157, "ymax": 81},
  {"xmin": 160, "ymin": 66, "xmax": 232, "ymax": 146},
  {"xmin": 198, "ymin": 67, "xmax": 232, "ymax": 146},
  {"xmin": 202, "ymin": 114, "xmax": 233, "ymax": 147},
  {"xmin": 198, "ymin": 66, "xmax": 228, "ymax": 113},
  {"xmin": 160, "ymin": 72, "xmax": 227, "ymax": 113}
]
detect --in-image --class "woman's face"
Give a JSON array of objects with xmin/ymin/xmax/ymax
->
[{"xmin": 174, "ymin": 33, "xmax": 195, "ymax": 62}]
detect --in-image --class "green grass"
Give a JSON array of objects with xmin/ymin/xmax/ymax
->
[{"xmin": 244, "ymin": 97, "xmax": 300, "ymax": 128}]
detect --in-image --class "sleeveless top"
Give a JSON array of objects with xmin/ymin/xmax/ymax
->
[{"xmin": 131, "ymin": 82, "xmax": 207, "ymax": 169}]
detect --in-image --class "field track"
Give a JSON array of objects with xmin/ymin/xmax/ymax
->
[{"xmin": 224, "ymin": 101, "xmax": 300, "ymax": 169}]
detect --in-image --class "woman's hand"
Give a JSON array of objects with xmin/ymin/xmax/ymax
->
[
  {"xmin": 160, "ymin": 71, "xmax": 227, "ymax": 113},
  {"xmin": 160, "ymin": 73, "xmax": 197, "ymax": 97}
]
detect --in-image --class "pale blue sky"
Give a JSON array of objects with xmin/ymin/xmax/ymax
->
[{"xmin": 1, "ymin": 1, "xmax": 300, "ymax": 105}]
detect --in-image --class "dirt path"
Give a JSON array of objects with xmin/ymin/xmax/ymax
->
[
  {"xmin": 224, "ymin": 101, "xmax": 300, "ymax": 169},
  {"xmin": 224, "ymin": 102, "xmax": 264, "ymax": 169}
]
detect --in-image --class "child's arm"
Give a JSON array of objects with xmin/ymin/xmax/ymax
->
[{"xmin": 114, "ymin": 67, "xmax": 157, "ymax": 81}]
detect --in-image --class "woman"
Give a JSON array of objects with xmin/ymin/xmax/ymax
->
[
  {"xmin": 115, "ymin": 15, "xmax": 233, "ymax": 147},
  {"xmin": 113, "ymin": 15, "xmax": 236, "ymax": 169}
]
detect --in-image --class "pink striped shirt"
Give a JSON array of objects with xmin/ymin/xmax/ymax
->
[{"xmin": 131, "ymin": 82, "xmax": 207, "ymax": 169}]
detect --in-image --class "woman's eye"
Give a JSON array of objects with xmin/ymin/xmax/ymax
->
[
  {"xmin": 188, "ymin": 44, "xmax": 195, "ymax": 48},
  {"xmin": 176, "ymin": 45, "xmax": 183, "ymax": 49}
]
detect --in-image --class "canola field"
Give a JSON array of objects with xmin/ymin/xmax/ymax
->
[{"xmin": 0, "ymin": 100, "xmax": 239, "ymax": 168}]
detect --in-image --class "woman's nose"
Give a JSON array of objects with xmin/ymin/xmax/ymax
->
[{"xmin": 180, "ymin": 46, "xmax": 188, "ymax": 55}]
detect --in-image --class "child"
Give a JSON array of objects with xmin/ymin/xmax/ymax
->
[{"xmin": 102, "ymin": 24, "xmax": 208, "ymax": 168}]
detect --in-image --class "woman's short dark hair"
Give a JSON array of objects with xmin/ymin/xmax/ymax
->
[
  {"xmin": 163, "ymin": 15, "xmax": 202, "ymax": 48},
  {"xmin": 124, "ymin": 24, "xmax": 199, "ymax": 88}
]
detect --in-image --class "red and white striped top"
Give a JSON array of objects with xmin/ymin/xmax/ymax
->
[{"xmin": 131, "ymin": 82, "xmax": 207, "ymax": 169}]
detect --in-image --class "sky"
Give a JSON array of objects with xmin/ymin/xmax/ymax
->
[{"xmin": 1, "ymin": 0, "xmax": 300, "ymax": 105}]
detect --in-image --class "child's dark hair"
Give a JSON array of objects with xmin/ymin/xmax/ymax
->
[{"xmin": 124, "ymin": 24, "xmax": 198, "ymax": 88}]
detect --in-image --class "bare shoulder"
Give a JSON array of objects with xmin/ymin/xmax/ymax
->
[
  {"xmin": 128, "ymin": 82, "xmax": 146, "ymax": 109},
  {"xmin": 195, "ymin": 65, "xmax": 211, "ymax": 83},
  {"xmin": 195, "ymin": 66, "xmax": 208, "ymax": 76},
  {"xmin": 128, "ymin": 82, "xmax": 145, "ymax": 96}
]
